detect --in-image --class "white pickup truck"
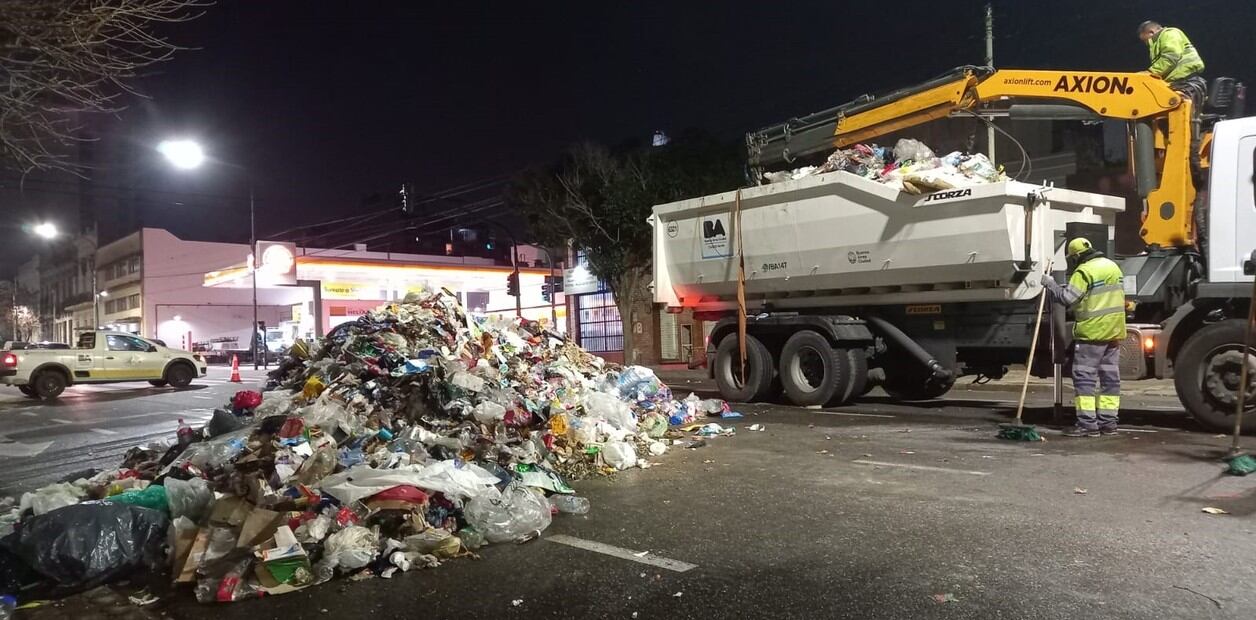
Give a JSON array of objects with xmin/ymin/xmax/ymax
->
[{"xmin": 1, "ymin": 331, "xmax": 207, "ymax": 399}]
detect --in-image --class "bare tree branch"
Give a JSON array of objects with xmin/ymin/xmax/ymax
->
[{"xmin": 0, "ymin": 0, "xmax": 211, "ymax": 175}]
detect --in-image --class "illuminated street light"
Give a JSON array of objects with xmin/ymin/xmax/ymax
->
[
  {"xmin": 157, "ymin": 139, "xmax": 205, "ymax": 170},
  {"xmin": 160, "ymin": 136, "xmax": 261, "ymax": 368},
  {"xmin": 32, "ymin": 222, "xmax": 58, "ymax": 239}
]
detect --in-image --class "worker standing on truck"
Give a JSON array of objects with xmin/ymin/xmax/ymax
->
[
  {"xmin": 1139, "ymin": 20, "xmax": 1206, "ymax": 103},
  {"xmin": 1042, "ymin": 238, "xmax": 1127, "ymax": 437}
]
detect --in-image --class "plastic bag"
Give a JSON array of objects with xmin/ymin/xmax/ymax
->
[
  {"xmin": 1, "ymin": 503, "xmax": 169, "ymax": 591},
  {"xmin": 195, "ymin": 551, "xmax": 260, "ymax": 603},
  {"xmin": 472, "ymin": 401, "xmax": 507, "ymax": 424},
  {"xmin": 321, "ymin": 526, "xmax": 378, "ymax": 572},
  {"xmin": 463, "ymin": 483, "xmax": 552, "ymax": 544},
  {"xmin": 294, "ymin": 514, "xmax": 333, "ymax": 544},
  {"xmin": 893, "ymin": 138, "xmax": 936, "ymax": 163},
  {"xmin": 583, "ymin": 392, "xmax": 636, "ymax": 430},
  {"xmin": 205, "ymin": 408, "xmax": 244, "ymax": 438},
  {"xmin": 255, "ymin": 390, "xmax": 296, "ymax": 418},
  {"xmin": 108, "ymin": 484, "xmax": 168, "ymax": 513},
  {"xmin": 19, "ymin": 482, "xmax": 87, "ymax": 516},
  {"xmin": 602, "ymin": 441, "xmax": 638, "ymax": 470},
  {"xmin": 296, "ymin": 446, "xmax": 338, "ymax": 485},
  {"xmin": 617, "ymin": 366, "xmax": 660, "ymax": 398},
  {"xmin": 165, "ymin": 477, "xmax": 213, "ymax": 522},
  {"xmin": 231, "ymin": 390, "xmax": 263, "ymax": 411}
]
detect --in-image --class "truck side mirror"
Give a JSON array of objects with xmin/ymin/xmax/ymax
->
[{"xmin": 1245, "ymin": 250, "xmax": 1256, "ymax": 276}]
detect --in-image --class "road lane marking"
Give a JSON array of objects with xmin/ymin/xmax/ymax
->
[
  {"xmin": 20, "ymin": 412, "xmax": 38, "ymax": 417},
  {"xmin": 1116, "ymin": 428, "xmax": 1159, "ymax": 433},
  {"xmin": 818, "ymin": 411, "xmax": 896, "ymax": 419},
  {"xmin": 545, "ymin": 535, "xmax": 698, "ymax": 573},
  {"xmin": 192, "ymin": 395, "xmax": 216, "ymax": 400},
  {"xmin": 49, "ymin": 418, "xmax": 73, "ymax": 425},
  {"xmin": 10, "ymin": 409, "xmax": 214, "ymax": 435},
  {"xmin": 89, "ymin": 428, "xmax": 120, "ymax": 436},
  {"xmin": 851, "ymin": 459, "xmax": 991, "ymax": 476},
  {"xmin": 0, "ymin": 435, "xmax": 54, "ymax": 458}
]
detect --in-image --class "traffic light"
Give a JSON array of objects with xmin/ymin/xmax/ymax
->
[
  {"xmin": 506, "ymin": 271, "xmax": 520, "ymax": 297},
  {"xmin": 541, "ymin": 282, "xmax": 551, "ymax": 302}
]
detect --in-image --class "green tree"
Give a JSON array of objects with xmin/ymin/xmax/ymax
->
[{"xmin": 510, "ymin": 132, "xmax": 742, "ymax": 363}]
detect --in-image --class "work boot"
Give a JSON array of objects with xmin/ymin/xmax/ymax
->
[
  {"xmin": 1062, "ymin": 426, "xmax": 1100, "ymax": 437},
  {"xmin": 1099, "ymin": 427, "xmax": 1120, "ymax": 436}
]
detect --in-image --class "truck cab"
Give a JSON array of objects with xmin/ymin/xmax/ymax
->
[{"xmin": 1, "ymin": 330, "xmax": 207, "ymax": 399}]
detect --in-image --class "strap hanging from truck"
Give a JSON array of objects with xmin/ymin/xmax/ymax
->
[{"xmin": 735, "ymin": 189, "xmax": 747, "ymax": 383}]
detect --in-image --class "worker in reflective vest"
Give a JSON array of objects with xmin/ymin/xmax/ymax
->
[{"xmin": 1043, "ymin": 238, "xmax": 1127, "ymax": 437}]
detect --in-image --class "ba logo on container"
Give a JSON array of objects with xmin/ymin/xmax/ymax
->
[{"xmin": 1053, "ymin": 75, "xmax": 1134, "ymax": 95}]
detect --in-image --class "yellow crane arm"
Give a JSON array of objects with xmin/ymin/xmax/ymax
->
[
  {"xmin": 833, "ymin": 68, "xmax": 1196, "ymax": 248},
  {"xmin": 748, "ymin": 66, "xmax": 1199, "ymax": 249}
]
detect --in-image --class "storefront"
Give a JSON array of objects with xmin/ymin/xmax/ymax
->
[{"xmin": 203, "ymin": 248, "xmax": 566, "ymax": 345}]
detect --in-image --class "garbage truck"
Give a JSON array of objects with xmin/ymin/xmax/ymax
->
[{"xmin": 650, "ymin": 66, "xmax": 1254, "ymax": 431}]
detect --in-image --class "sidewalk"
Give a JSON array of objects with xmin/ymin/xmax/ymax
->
[{"xmin": 649, "ymin": 366, "xmax": 1179, "ymax": 398}]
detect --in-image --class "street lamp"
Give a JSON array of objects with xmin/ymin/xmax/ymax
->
[
  {"xmin": 157, "ymin": 139, "xmax": 205, "ymax": 170},
  {"xmin": 32, "ymin": 222, "xmax": 58, "ymax": 239},
  {"xmin": 159, "ymin": 138, "xmax": 261, "ymax": 368}
]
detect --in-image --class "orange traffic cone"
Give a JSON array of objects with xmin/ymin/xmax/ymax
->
[{"xmin": 229, "ymin": 355, "xmax": 242, "ymax": 383}]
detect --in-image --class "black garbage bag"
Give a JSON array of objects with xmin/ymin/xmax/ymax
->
[
  {"xmin": 0, "ymin": 503, "xmax": 170, "ymax": 592},
  {"xmin": 206, "ymin": 408, "xmax": 245, "ymax": 438}
]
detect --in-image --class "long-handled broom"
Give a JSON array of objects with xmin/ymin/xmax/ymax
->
[
  {"xmin": 999, "ymin": 261, "xmax": 1052, "ymax": 441},
  {"xmin": 1225, "ymin": 253, "xmax": 1256, "ymax": 474}
]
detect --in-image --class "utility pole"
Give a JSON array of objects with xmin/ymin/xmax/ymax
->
[
  {"xmin": 251, "ymin": 185, "xmax": 260, "ymax": 370},
  {"xmin": 512, "ymin": 243, "xmax": 522, "ymax": 319},
  {"xmin": 985, "ymin": 2, "xmax": 996, "ymax": 162}
]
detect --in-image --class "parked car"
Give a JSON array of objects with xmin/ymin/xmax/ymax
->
[{"xmin": 1, "ymin": 330, "xmax": 207, "ymax": 399}]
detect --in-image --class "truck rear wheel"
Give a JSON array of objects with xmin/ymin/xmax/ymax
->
[
  {"xmin": 32, "ymin": 370, "xmax": 67, "ymax": 400},
  {"xmin": 713, "ymin": 334, "xmax": 774, "ymax": 403},
  {"xmin": 1174, "ymin": 319, "xmax": 1255, "ymax": 432},
  {"xmin": 778, "ymin": 331, "xmax": 867, "ymax": 407},
  {"xmin": 18, "ymin": 385, "xmax": 37, "ymax": 398}
]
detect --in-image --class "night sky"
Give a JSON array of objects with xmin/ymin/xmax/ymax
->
[{"xmin": 2, "ymin": 0, "xmax": 1249, "ymax": 273}]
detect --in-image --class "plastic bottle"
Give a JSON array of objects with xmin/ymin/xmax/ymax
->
[
  {"xmin": 0, "ymin": 595, "xmax": 16, "ymax": 620},
  {"xmin": 177, "ymin": 418, "xmax": 195, "ymax": 448},
  {"xmin": 459, "ymin": 527, "xmax": 486, "ymax": 550},
  {"xmin": 549, "ymin": 495, "xmax": 591, "ymax": 515},
  {"xmin": 296, "ymin": 446, "xmax": 338, "ymax": 485}
]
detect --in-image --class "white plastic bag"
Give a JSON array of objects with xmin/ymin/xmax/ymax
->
[
  {"xmin": 255, "ymin": 390, "xmax": 297, "ymax": 417},
  {"xmin": 322, "ymin": 525, "xmax": 378, "ymax": 571},
  {"xmin": 893, "ymin": 138, "xmax": 936, "ymax": 163},
  {"xmin": 20, "ymin": 481, "xmax": 87, "ymax": 516},
  {"xmin": 602, "ymin": 441, "xmax": 639, "ymax": 470},
  {"xmin": 463, "ymin": 483, "xmax": 552, "ymax": 544},
  {"xmin": 165, "ymin": 477, "xmax": 213, "ymax": 522},
  {"xmin": 472, "ymin": 401, "xmax": 507, "ymax": 424},
  {"xmin": 583, "ymin": 392, "xmax": 636, "ymax": 430}
]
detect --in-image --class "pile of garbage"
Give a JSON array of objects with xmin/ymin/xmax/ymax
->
[
  {"xmin": 762, "ymin": 138, "xmax": 1007, "ymax": 194},
  {"xmin": 0, "ymin": 289, "xmax": 737, "ymax": 604}
]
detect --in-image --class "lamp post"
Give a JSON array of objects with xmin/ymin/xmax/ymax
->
[
  {"xmin": 158, "ymin": 139, "xmax": 260, "ymax": 368},
  {"xmin": 14, "ymin": 222, "xmax": 59, "ymax": 340}
]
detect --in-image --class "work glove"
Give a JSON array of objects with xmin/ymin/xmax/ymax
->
[{"xmin": 1040, "ymin": 273, "xmax": 1062, "ymax": 296}]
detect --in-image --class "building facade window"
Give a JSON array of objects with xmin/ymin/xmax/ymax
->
[
  {"xmin": 577, "ymin": 290, "xmax": 622, "ymax": 353},
  {"xmin": 105, "ymin": 294, "xmax": 140, "ymax": 314}
]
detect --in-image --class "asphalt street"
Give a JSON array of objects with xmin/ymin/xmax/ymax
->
[
  {"xmin": 0, "ymin": 366, "xmax": 270, "ymax": 495},
  {"xmin": 8, "ymin": 373, "xmax": 1256, "ymax": 619}
]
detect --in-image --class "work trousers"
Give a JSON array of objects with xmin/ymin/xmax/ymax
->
[{"xmin": 1073, "ymin": 341, "xmax": 1121, "ymax": 431}]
